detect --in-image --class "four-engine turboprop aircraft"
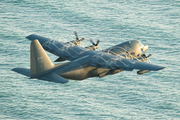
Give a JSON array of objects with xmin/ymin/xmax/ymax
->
[{"xmin": 12, "ymin": 32, "xmax": 165, "ymax": 83}]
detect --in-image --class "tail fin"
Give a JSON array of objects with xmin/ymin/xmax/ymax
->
[
  {"xmin": 12, "ymin": 39, "xmax": 68, "ymax": 83},
  {"xmin": 30, "ymin": 39, "xmax": 54, "ymax": 78}
]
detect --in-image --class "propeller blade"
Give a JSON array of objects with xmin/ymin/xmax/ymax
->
[
  {"xmin": 96, "ymin": 39, "xmax": 100, "ymax": 46},
  {"xmin": 90, "ymin": 39, "xmax": 96, "ymax": 46},
  {"xmin": 80, "ymin": 38, "xmax": 85, "ymax": 41},
  {"xmin": 74, "ymin": 31, "xmax": 79, "ymax": 40},
  {"xmin": 74, "ymin": 31, "xmax": 84, "ymax": 41},
  {"xmin": 90, "ymin": 39, "xmax": 100, "ymax": 46}
]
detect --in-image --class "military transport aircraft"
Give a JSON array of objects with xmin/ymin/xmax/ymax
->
[{"xmin": 12, "ymin": 32, "xmax": 165, "ymax": 83}]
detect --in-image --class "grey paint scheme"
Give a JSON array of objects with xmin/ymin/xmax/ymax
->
[{"xmin": 12, "ymin": 34, "xmax": 165, "ymax": 83}]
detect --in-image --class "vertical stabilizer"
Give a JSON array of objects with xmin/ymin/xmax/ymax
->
[{"xmin": 30, "ymin": 39, "xmax": 54, "ymax": 78}]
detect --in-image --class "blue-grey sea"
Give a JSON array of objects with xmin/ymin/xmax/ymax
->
[{"xmin": 1, "ymin": 0, "xmax": 180, "ymax": 119}]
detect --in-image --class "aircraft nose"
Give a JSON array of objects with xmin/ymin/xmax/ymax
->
[{"xmin": 143, "ymin": 45, "xmax": 148, "ymax": 52}]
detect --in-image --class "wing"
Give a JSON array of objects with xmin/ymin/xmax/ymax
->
[
  {"xmin": 88, "ymin": 52, "xmax": 165, "ymax": 72},
  {"xmin": 26, "ymin": 34, "xmax": 96, "ymax": 61}
]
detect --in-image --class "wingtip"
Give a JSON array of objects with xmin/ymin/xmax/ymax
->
[
  {"xmin": 156, "ymin": 66, "xmax": 166, "ymax": 71},
  {"xmin": 26, "ymin": 34, "xmax": 37, "ymax": 41}
]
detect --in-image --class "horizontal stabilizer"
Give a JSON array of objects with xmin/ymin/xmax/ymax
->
[
  {"xmin": 12, "ymin": 68, "xmax": 68, "ymax": 83},
  {"xmin": 12, "ymin": 68, "xmax": 30, "ymax": 77},
  {"xmin": 41, "ymin": 73, "xmax": 68, "ymax": 83}
]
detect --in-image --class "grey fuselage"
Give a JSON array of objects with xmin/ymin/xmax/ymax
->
[{"xmin": 55, "ymin": 60, "xmax": 122, "ymax": 80}]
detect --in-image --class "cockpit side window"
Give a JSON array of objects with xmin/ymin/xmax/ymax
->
[{"xmin": 138, "ymin": 41, "xmax": 143, "ymax": 47}]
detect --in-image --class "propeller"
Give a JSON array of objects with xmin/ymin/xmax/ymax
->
[
  {"xmin": 90, "ymin": 39, "xmax": 100, "ymax": 46},
  {"xmin": 74, "ymin": 31, "xmax": 84, "ymax": 41}
]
